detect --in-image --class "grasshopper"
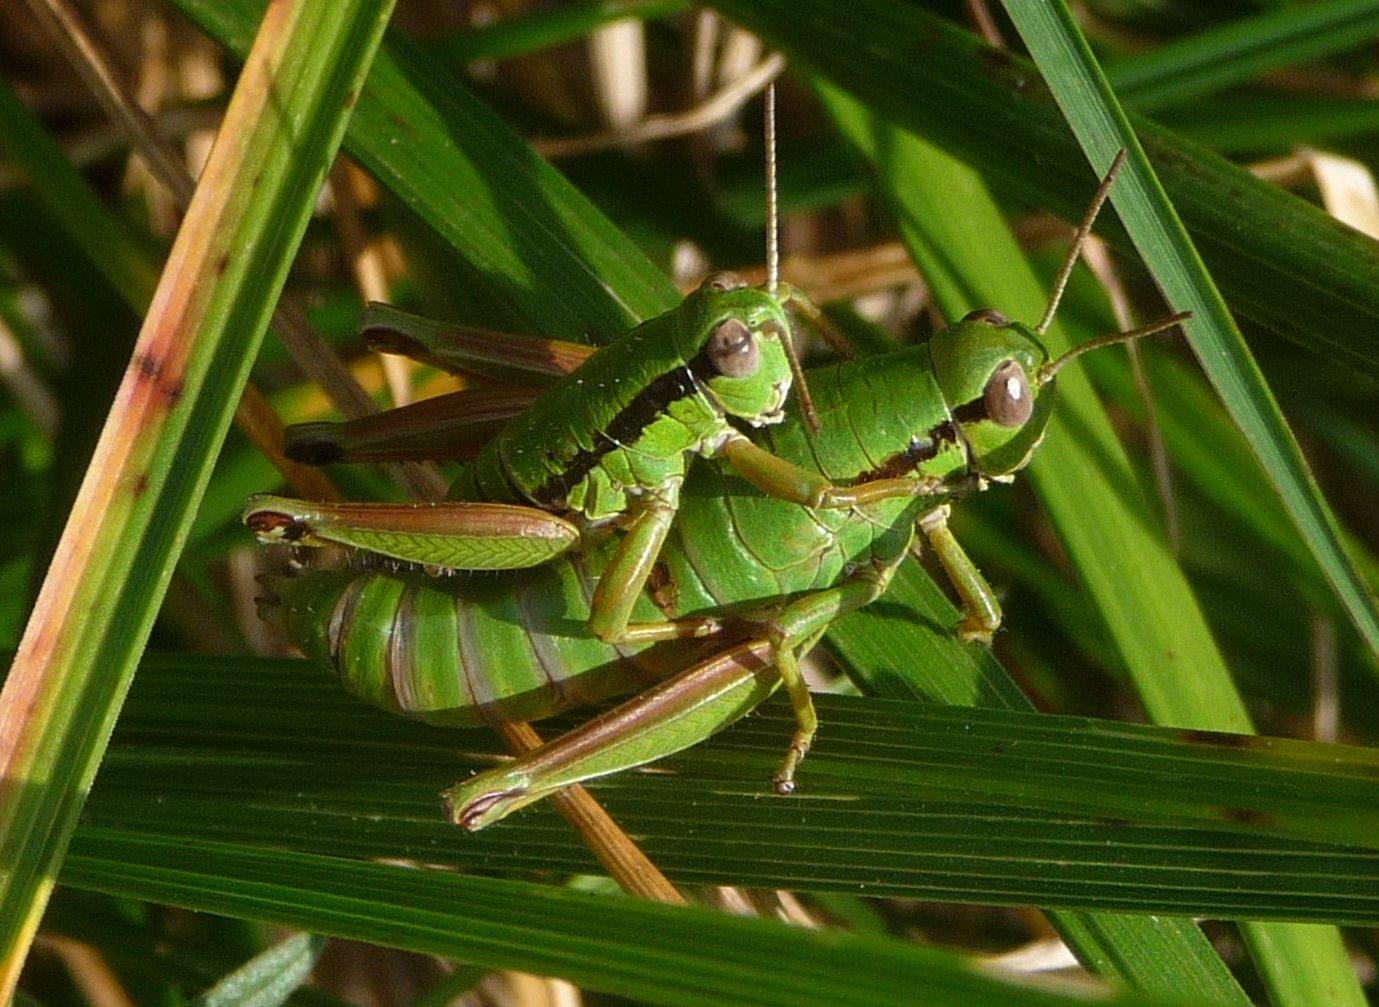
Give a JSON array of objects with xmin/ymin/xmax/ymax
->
[{"xmin": 253, "ymin": 152, "xmax": 1189, "ymax": 827}]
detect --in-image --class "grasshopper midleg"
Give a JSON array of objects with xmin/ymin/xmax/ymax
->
[{"xmin": 920, "ymin": 504, "xmax": 1003, "ymax": 643}]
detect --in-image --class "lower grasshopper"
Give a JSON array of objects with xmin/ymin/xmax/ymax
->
[{"xmin": 252, "ymin": 152, "xmax": 1189, "ymax": 828}]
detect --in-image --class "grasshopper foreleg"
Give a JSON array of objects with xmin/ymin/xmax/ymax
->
[
  {"xmin": 586, "ymin": 483, "xmax": 681, "ymax": 643},
  {"xmin": 719, "ymin": 433, "xmax": 926, "ymax": 510},
  {"xmin": 919, "ymin": 505, "xmax": 1002, "ymax": 643}
]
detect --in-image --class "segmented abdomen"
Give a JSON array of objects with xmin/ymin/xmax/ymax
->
[{"xmin": 269, "ymin": 561, "xmax": 697, "ymax": 727}]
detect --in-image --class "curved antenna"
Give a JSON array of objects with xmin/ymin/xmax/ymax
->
[
  {"xmin": 764, "ymin": 80, "xmax": 780, "ymax": 299},
  {"xmin": 762, "ymin": 77, "xmax": 820, "ymax": 432},
  {"xmin": 1036, "ymin": 149, "xmax": 1127, "ymax": 336},
  {"xmin": 1037, "ymin": 311, "xmax": 1192, "ymax": 386}
]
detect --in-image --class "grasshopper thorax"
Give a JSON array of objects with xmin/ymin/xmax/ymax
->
[
  {"xmin": 930, "ymin": 308, "xmax": 1055, "ymax": 479},
  {"xmin": 677, "ymin": 272, "xmax": 794, "ymax": 427}
]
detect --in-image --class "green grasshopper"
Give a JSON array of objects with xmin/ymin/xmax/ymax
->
[
  {"xmin": 252, "ymin": 153, "xmax": 1188, "ymax": 828},
  {"xmin": 246, "ymin": 272, "xmax": 808, "ymax": 613}
]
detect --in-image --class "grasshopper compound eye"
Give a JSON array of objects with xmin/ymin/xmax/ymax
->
[
  {"xmin": 707, "ymin": 317, "xmax": 760, "ymax": 378},
  {"xmin": 984, "ymin": 359, "xmax": 1034, "ymax": 427},
  {"xmin": 962, "ymin": 308, "xmax": 1009, "ymax": 326}
]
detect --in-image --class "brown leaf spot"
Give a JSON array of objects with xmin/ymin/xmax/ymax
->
[
  {"xmin": 1221, "ymin": 806, "xmax": 1275, "ymax": 827},
  {"xmin": 135, "ymin": 351, "xmax": 162, "ymax": 380},
  {"xmin": 133, "ymin": 351, "xmax": 184, "ymax": 407}
]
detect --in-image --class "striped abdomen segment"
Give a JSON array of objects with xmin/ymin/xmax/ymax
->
[{"xmin": 269, "ymin": 564, "xmax": 695, "ymax": 728}]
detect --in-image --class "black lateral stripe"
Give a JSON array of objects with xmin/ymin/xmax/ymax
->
[
  {"xmin": 534, "ymin": 349, "xmax": 711, "ymax": 503},
  {"xmin": 856, "ymin": 419, "xmax": 959, "ymax": 482},
  {"xmin": 951, "ymin": 397, "xmax": 988, "ymax": 426}
]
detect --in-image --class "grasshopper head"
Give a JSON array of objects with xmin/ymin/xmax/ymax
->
[
  {"xmin": 677, "ymin": 272, "xmax": 794, "ymax": 426},
  {"xmin": 930, "ymin": 309, "xmax": 1055, "ymax": 478}
]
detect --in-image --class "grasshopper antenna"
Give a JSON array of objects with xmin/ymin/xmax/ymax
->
[
  {"xmin": 1036, "ymin": 149, "xmax": 1127, "ymax": 336},
  {"xmin": 1038, "ymin": 310, "xmax": 1192, "ymax": 385},
  {"xmin": 763, "ymin": 78, "xmax": 821, "ymax": 432},
  {"xmin": 765, "ymin": 80, "xmax": 780, "ymax": 300}
]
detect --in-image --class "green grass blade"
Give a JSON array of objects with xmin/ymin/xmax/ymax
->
[
  {"xmin": 172, "ymin": 0, "xmax": 680, "ymax": 341},
  {"xmin": 425, "ymin": 0, "xmax": 689, "ymax": 64},
  {"xmin": 1160, "ymin": 93, "xmax": 1379, "ymax": 153},
  {"xmin": 1004, "ymin": 1, "xmax": 1379, "ymax": 647},
  {"xmin": 1239, "ymin": 923, "xmax": 1357, "ymax": 1007},
  {"xmin": 995, "ymin": 4, "xmax": 1368, "ymax": 1003},
  {"xmin": 62, "ymin": 836, "xmax": 1209, "ymax": 1007},
  {"xmin": 704, "ymin": 1, "xmax": 1379, "ymax": 382},
  {"xmin": 1104, "ymin": 0, "xmax": 1379, "ymax": 112},
  {"xmin": 66, "ymin": 653, "xmax": 1379, "ymax": 924},
  {"xmin": 188, "ymin": 932, "xmax": 324, "ymax": 1007},
  {"xmin": 0, "ymin": 3, "xmax": 394, "ymax": 995},
  {"xmin": 1047, "ymin": 914, "xmax": 1242, "ymax": 1006},
  {"xmin": 0, "ymin": 80, "xmax": 159, "ymax": 311}
]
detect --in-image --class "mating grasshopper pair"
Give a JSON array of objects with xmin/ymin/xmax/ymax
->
[{"xmin": 245, "ymin": 145, "xmax": 1187, "ymax": 830}]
